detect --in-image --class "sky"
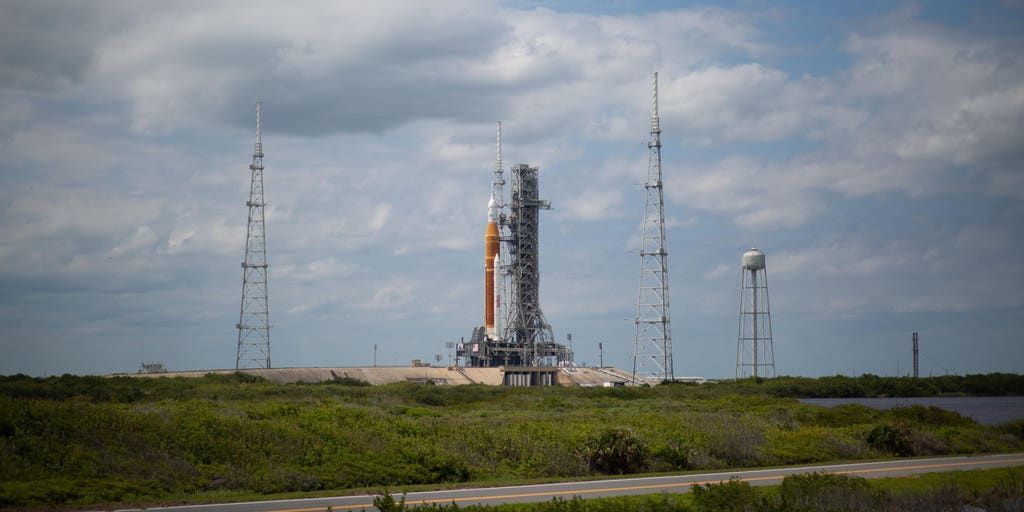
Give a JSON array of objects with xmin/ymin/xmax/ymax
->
[{"xmin": 1, "ymin": 1, "xmax": 1022, "ymax": 379}]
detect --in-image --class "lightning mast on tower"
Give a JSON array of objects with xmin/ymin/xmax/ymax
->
[
  {"xmin": 493, "ymin": 122, "xmax": 508, "ymax": 341},
  {"xmin": 236, "ymin": 102, "xmax": 271, "ymax": 369},
  {"xmin": 633, "ymin": 72, "xmax": 674, "ymax": 383}
]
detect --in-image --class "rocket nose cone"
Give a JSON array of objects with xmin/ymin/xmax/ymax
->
[{"xmin": 488, "ymin": 193, "xmax": 499, "ymax": 223}]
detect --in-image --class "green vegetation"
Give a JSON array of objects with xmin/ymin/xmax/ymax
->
[
  {"xmin": 669, "ymin": 372, "xmax": 1024, "ymax": 398},
  {"xmin": 0, "ymin": 372, "xmax": 1022, "ymax": 508},
  {"xmin": 371, "ymin": 468, "xmax": 1024, "ymax": 511}
]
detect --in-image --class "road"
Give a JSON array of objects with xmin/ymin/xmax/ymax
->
[{"xmin": 119, "ymin": 453, "xmax": 1024, "ymax": 512}]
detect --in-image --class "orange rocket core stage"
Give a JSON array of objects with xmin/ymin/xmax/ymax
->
[{"xmin": 485, "ymin": 220, "xmax": 499, "ymax": 330}]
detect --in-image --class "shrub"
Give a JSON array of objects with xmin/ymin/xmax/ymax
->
[
  {"xmin": 705, "ymin": 417, "xmax": 767, "ymax": 467},
  {"xmin": 373, "ymin": 492, "xmax": 409, "ymax": 512},
  {"xmin": 586, "ymin": 428, "xmax": 649, "ymax": 475},
  {"xmin": 690, "ymin": 477, "xmax": 762, "ymax": 512},
  {"xmin": 806, "ymin": 404, "xmax": 877, "ymax": 427},
  {"xmin": 905, "ymin": 429, "xmax": 948, "ymax": 456},
  {"xmin": 998, "ymin": 419, "xmax": 1024, "ymax": 440},
  {"xmin": 866, "ymin": 422, "xmax": 913, "ymax": 456},
  {"xmin": 778, "ymin": 472, "xmax": 876, "ymax": 511},
  {"xmin": 765, "ymin": 427, "xmax": 870, "ymax": 464},
  {"xmin": 888, "ymin": 405, "xmax": 974, "ymax": 427}
]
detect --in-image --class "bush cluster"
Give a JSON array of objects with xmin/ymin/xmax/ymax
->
[{"xmin": 585, "ymin": 428, "xmax": 649, "ymax": 474}]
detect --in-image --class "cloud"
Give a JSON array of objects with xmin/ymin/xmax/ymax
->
[
  {"xmin": 562, "ymin": 189, "xmax": 623, "ymax": 220},
  {"xmin": 89, "ymin": 2, "xmax": 511, "ymax": 135},
  {"xmin": 667, "ymin": 156, "xmax": 825, "ymax": 230},
  {"xmin": 703, "ymin": 263, "xmax": 731, "ymax": 280},
  {"xmin": 660, "ymin": 20, "xmax": 1024, "ymax": 232},
  {"xmin": 2, "ymin": 2, "xmax": 1024, "ymax": 377},
  {"xmin": 841, "ymin": 27, "xmax": 1024, "ymax": 166},
  {"xmin": 108, "ymin": 226, "xmax": 158, "ymax": 259},
  {"xmin": 5, "ymin": 1, "xmax": 764, "ymax": 141},
  {"xmin": 367, "ymin": 281, "xmax": 415, "ymax": 313},
  {"xmin": 166, "ymin": 218, "xmax": 241, "ymax": 256},
  {"xmin": 772, "ymin": 241, "xmax": 911, "ymax": 278},
  {"xmin": 0, "ymin": 1, "xmax": 137, "ymax": 92},
  {"xmin": 664, "ymin": 63, "xmax": 835, "ymax": 143},
  {"xmin": 277, "ymin": 257, "xmax": 358, "ymax": 283}
]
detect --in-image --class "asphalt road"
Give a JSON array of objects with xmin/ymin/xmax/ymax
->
[{"xmin": 118, "ymin": 453, "xmax": 1024, "ymax": 512}]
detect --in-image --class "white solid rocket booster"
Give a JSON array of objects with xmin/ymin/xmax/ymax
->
[{"xmin": 493, "ymin": 252, "xmax": 501, "ymax": 340}]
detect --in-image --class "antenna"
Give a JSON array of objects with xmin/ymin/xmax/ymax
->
[
  {"xmin": 633, "ymin": 72, "xmax": 674, "ymax": 383},
  {"xmin": 493, "ymin": 121, "xmax": 509, "ymax": 341},
  {"xmin": 255, "ymin": 102, "xmax": 262, "ymax": 156},
  {"xmin": 496, "ymin": 121, "xmax": 503, "ymax": 187},
  {"xmin": 236, "ymin": 101, "xmax": 271, "ymax": 369}
]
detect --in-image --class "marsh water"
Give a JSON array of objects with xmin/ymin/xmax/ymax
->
[{"xmin": 799, "ymin": 396, "xmax": 1024, "ymax": 425}]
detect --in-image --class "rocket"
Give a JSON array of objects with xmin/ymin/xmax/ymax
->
[{"xmin": 485, "ymin": 193, "xmax": 499, "ymax": 338}]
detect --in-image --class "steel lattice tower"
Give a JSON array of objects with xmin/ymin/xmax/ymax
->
[
  {"xmin": 633, "ymin": 72, "xmax": 674, "ymax": 382},
  {"xmin": 236, "ymin": 102, "xmax": 271, "ymax": 369},
  {"xmin": 508, "ymin": 163, "xmax": 554, "ymax": 365}
]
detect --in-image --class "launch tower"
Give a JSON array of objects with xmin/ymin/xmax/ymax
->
[
  {"xmin": 459, "ymin": 125, "xmax": 571, "ymax": 369},
  {"xmin": 235, "ymin": 102, "xmax": 271, "ymax": 369},
  {"xmin": 633, "ymin": 72, "xmax": 674, "ymax": 382},
  {"xmin": 506, "ymin": 163, "xmax": 555, "ymax": 364}
]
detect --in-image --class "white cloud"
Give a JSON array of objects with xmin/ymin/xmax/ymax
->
[
  {"xmin": 91, "ymin": 1, "xmax": 509, "ymax": 135},
  {"xmin": 276, "ymin": 257, "xmax": 357, "ymax": 283},
  {"xmin": 563, "ymin": 189, "xmax": 623, "ymax": 221},
  {"xmin": 664, "ymin": 64, "xmax": 833, "ymax": 143},
  {"xmin": 367, "ymin": 203, "xmax": 392, "ymax": 233},
  {"xmin": 367, "ymin": 281, "xmax": 415, "ymax": 313},
  {"xmin": 108, "ymin": 226, "xmax": 158, "ymax": 259},
  {"xmin": 667, "ymin": 156, "xmax": 824, "ymax": 230},
  {"xmin": 838, "ymin": 26, "xmax": 1024, "ymax": 174},
  {"xmin": 166, "ymin": 218, "xmax": 241, "ymax": 256},
  {"xmin": 659, "ymin": 21, "xmax": 1024, "ymax": 230},
  {"xmin": 703, "ymin": 263, "xmax": 731, "ymax": 280},
  {"xmin": 772, "ymin": 241, "xmax": 911, "ymax": 278}
]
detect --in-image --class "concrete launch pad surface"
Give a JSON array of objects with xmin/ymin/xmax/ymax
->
[{"xmin": 122, "ymin": 366, "xmax": 633, "ymax": 386}]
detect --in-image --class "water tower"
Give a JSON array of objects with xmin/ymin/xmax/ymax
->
[{"xmin": 736, "ymin": 248, "xmax": 775, "ymax": 378}]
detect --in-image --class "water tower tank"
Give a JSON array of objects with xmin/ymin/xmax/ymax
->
[{"xmin": 742, "ymin": 248, "xmax": 766, "ymax": 270}]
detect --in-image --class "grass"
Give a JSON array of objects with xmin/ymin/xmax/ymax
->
[{"xmin": 1, "ymin": 372, "xmax": 1022, "ymax": 509}]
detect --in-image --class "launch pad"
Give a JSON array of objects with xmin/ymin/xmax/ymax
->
[
  {"xmin": 461, "ymin": 326, "xmax": 571, "ymax": 368},
  {"xmin": 120, "ymin": 365, "xmax": 630, "ymax": 386},
  {"xmin": 458, "ymin": 134, "xmax": 572, "ymax": 370}
]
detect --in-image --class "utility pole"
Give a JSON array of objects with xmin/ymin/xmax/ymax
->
[{"xmin": 912, "ymin": 332, "xmax": 919, "ymax": 378}]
